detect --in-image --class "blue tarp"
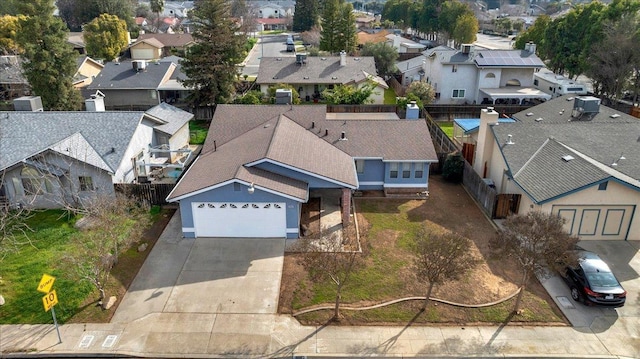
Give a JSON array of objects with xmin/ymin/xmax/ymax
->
[{"xmin": 454, "ymin": 118, "xmax": 516, "ymax": 134}]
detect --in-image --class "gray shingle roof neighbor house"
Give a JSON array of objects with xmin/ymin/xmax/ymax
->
[
  {"xmin": 256, "ymin": 56, "xmax": 380, "ymax": 86},
  {"xmin": 493, "ymin": 95, "xmax": 640, "ymax": 203},
  {"xmin": 89, "ymin": 61, "xmax": 178, "ymax": 90},
  {"xmin": 145, "ymin": 102, "xmax": 193, "ymax": 135},
  {"xmin": 168, "ymin": 104, "xmax": 437, "ymax": 201}
]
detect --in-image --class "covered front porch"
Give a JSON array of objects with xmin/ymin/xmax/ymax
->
[{"xmin": 299, "ymin": 188, "xmax": 351, "ymax": 241}]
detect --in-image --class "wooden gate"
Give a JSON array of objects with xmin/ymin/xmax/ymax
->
[
  {"xmin": 494, "ymin": 194, "xmax": 521, "ymax": 219},
  {"xmin": 462, "ymin": 143, "xmax": 475, "ymax": 165},
  {"xmin": 114, "ymin": 183, "xmax": 176, "ymax": 206}
]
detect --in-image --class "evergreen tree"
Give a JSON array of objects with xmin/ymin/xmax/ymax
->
[
  {"xmin": 16, "ymin": 0, "xmax": 82, "ymax": 110},
  {"xmin": 56, "ymin": 0, "xmax": 136, "ymax": 31},
  {"xmin": 180, "ymin": 0, "xmax": 246, "ymax": 106},
  {"xmin": 150, "ymin": 0, "xmax": 164, "ymax": 32},
  {"xmin": 0, "ymin": 15, "xmax": 24, "ymax": 55},
  {"xmin": 84, "ymin": 14, "xmax": 129, "ymax": 61},
  {"xmin": 336, "ymin": 2, "xmax": 357, "ymax": 54},
  {"xmin": 293, "ymin": 0, "xmax": 319, "ymax": 32},
  {"xmin": 0, "ymin": 0, "xmax": 19, "ymax": 15},
  {"xmin": 360, "ymin": 42, "xmax": 398, "ymax": 78},
  {"xmin": 320, "ymin": 0, "xmax": 356, "ymax": 54}
]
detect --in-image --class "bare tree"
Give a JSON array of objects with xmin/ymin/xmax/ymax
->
[
  {"xmin": 411, "ymin": 226, "xmax": 479, "ymax": 310},
  {"xmin": 62, "ymin": 193, "xmax": 150, "ymax": 303},
  {"xmin": 292, "ymin": 233, "xmax": 363, "ymax": 321},
  {"xmin": 490, "ymin": 211, "xmax": 579, "ymax": 313}
]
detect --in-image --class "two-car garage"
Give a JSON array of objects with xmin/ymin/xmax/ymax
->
[
  {"xmin": 554, "ymin": 205, "xmax": 636, "ymax": 240},
  {"xmin": 191, "ymin": 202, "xmax": 287, "ymax": 238}
]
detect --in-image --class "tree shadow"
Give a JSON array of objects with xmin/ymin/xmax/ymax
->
[
  {"xmin": 268, "ymin": 319, "xmax": 332, "ymax": 358},
  {"xmin": 346, "ymin": 310, "xmax": 424, "ymax": 355}
]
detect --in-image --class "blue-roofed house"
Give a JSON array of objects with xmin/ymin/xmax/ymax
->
[
  {"xmin": 0, "ymin": 103, "xmax": 193, "ymax": 209},
  {"xmin": 166, "ymin": 104, "xmax": 438, "ymax": 240},
  {"xmin": 472, "ymin": 96, "xmax": 640, "ymax": 240},
  {"xmin": 452, "ymin": 117, "xmax": 516, "ymax": 162},
  {"xmin": 421, "ymin": 43, "xmax": 551, "ymax": 105}
]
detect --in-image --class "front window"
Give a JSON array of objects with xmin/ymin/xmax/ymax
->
[
  {"xmin": 79, "ymin": 176, "xmax": 94, "ymax": 191},
  {"xmin": 452, "ymin": 89, "xmax": 465, "ymax": 98},
  {"xmin": 355, "ymin": 159, "xmax": 365, "ymax": 174},
  {"xmin": 390, "ymin": 162, "xmax": 398, "ymax": 178},
  {"xmin": 415, "ymin": 162, "xmax": 424, "ymax": 178},
  {"xmin": 21, "ymin": 167, "xmax": 52, "ymax": 195},
  {"xmin": 452, "ymin": 65, "xmax": 458, "ymax": 73},
  {"xmin": 402, "ymin": 163, "xmax": 411, "ymax": 178}
]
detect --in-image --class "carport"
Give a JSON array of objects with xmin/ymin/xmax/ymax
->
[{"xmin": 480, "ymin": 87, "xmax": 551, "ymax": 104}]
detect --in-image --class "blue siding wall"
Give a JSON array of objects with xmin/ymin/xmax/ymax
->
[
  {"xmin": 357, "ymin": 159, "xmax": 385, "ymax": 190},
  {"xmin": 255, "ymin": 162, "xmax": 349, "ymax": 188},
  {"xmin": 178, "ymin": 182, "xmax": 301, "ymax": 239},
  {"xmin": 384, "ymin": 162, "xmax": 430, "ymax": 187}
]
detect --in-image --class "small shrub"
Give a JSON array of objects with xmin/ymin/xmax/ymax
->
[{"xmin": 442, "ymin": 151, "xmax": 464, "ymax": 182}]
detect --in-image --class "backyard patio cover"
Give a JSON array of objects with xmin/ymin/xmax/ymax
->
[{"xmin": 479, "ymin": 87, "xmax": 551, "ymax": 102}]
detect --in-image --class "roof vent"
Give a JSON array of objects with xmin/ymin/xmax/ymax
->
[
  {"xmin": 340, "ymin": 131, "xmax": 347, "ymax": 140},
  {"xmin": 354, "ymin": 57, "xmax": 360, "ymax": 61},
  {"xmin": 505, "ymin": 134, "xmax": 515, "ymax": 145},
  {"xmin": 535, "ymin": 117, "xmax": 543, "ymax": 122},
  {"xmin": 566, "ymin": 97, "xmax": 574, "ymax": 101},
  {"xmin": 331, "ymin": 76, "xmax": 337, "ymax": 80},
  {"xmin": 526, "ymin": 112, "xmax": 533, "ymax": 116},
  {"xmin": 562, "ymin": 155, "xmax": 574, "ymax": 162},
  {"xmin": 320, "ymin": 57, "xmax": 327, "ymax": 61},
  {"xmin": 610, "ymin": 113, "xmax": 621, "ymax": 118}
]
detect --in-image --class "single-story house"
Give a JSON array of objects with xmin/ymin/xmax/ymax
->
[
  {"xmin": 255, "ymin": 17, "xmax": 290, "ymax": 31},
  {"xmin": 166, "ymin": 104, "xmax": 437, "ymax": 239},
  {"xmin": 385, "ymin": 34, "xmax": 427, "ymax": 53},
  {"xmin": 87, "ymin": 59, "xmax": 190, "ymax": 110},
  {"xmin": 256, "ymin": 52, "xmax": 389, "ymax": 104},
  {"xmin": 0, "ymin": 102, "xmax": 193, "ymax": 209},
  {"xmin": 133, "ymin": 33, "xmax": 195, "ymax": 59},
  {"xmin": 356, "ymin": 29, "xmax": 390, "ymax": 48},
  {"xmin": 474, "ymin": 96, "xmax": 640, "ymax": 240}
]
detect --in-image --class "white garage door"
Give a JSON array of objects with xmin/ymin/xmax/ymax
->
[
  {"xmin": 192, "ymin": 202, "xmax": 286, "ymax": 238},
  {"xmin": 554, "ymin": 205, "xmax": 635, "ymax": 240},
  {"xmin": 131, "ymin": 48, "xmax": 154, "ymax": 60}
]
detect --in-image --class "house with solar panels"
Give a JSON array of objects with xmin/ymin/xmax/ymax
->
[{"xmin": 421, "ymin": 42, "xmax": 551, "ymax": 105}]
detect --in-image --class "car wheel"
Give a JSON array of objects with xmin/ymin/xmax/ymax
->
[{"xmin": 570, "ymin": 287, "xmax": 582, "ymax": 303}]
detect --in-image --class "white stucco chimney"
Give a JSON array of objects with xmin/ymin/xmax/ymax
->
[
  {"xmin": 473, "ymin": 107, "xmax": 499, "ymax": 178},
  {"xmin": 339, "ymin": 51, "xmax": 347, "ymax": 66}
]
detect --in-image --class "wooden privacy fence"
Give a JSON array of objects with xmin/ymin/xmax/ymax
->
[
  {"xmin": 326, "ymin": 104, "xmax": 398, "ymax": 113},
  {"xmin": 114, "ymin": 183, "xmax": 176, "ymax": 206},
  {"xmin": 425, "ymin": 104, "xmax": 530, "ymax": 120},
  {"xmin": 462, "ymin": 161, "xmax": 497, "ymax": 218},
  {"xmin": 425, "ymin": 114, "xmax": 459, "ymax": 173}
]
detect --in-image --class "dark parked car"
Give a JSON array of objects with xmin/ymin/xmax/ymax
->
[{"xmin": 562, "ymin": 251, "xmax": 626, "ymax": 308}]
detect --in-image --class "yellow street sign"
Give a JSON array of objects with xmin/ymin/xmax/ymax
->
[
  {"xmin": 37, "ymin": 274, "xmax": 56, "ymax": 293},
  {"xmin": 42, "ymin": 290, "xmax": 59, "ymax": 312}
]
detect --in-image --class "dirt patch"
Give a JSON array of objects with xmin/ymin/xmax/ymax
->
[
  {"xmin": 67, "ymin": 207, "xmax": 176, "ymax": 323},
  {"xmin": 278, "ymin": 175, "xmax": 566, "ymax": 325}
]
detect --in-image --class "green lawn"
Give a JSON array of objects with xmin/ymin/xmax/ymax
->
[
  {"xmin": 0, "ymin": 211, "xmax": 95, "ymax": 324},
  {"xmin": 438, "ymin": 121, "xmax": 454, "ymax": 139},
  {"xmin": 189, "ymin": 120, "xmax": 209, "ymax": 145},
  {"xmin": 383, "ymin": 87, "xmax": 397, "ymax": 104}
]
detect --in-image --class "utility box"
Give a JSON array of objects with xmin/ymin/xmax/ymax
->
[
  {"xmin": 13, "ymin": 96, "xmax": 44, "ymax": 112},
  {"xmin": 275, "ymin": 89, "xmax": 293, "ymax": 105}
]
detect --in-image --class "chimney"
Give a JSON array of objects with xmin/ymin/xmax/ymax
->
[
  {"xmin": 473, "ymin": 107, "xmax": 499, "ymax": 177},
  {"xmin": 339, "ymin": 51, "xmax": 347, "ymax": 66},
  {"xmin": 525, "ymin": 42, "xmax": 536, "ymax": 54},
  {"xmin": 406, "ymin": 101, "xmax": 419, "ymax": 119},
  {"xmin": 85, "ymin": 91, "xmax": 105, "ymax": 111}
]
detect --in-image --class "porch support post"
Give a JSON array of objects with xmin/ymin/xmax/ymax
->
[{"xmin": 341, "ymin": 188, "xmax": 351, "ymax": 225}]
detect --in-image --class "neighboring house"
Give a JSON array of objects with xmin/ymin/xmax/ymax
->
[
  {"xmin": 162, "ymin": 1, "xmax": 193, "ymax": 18},
  {"xmin": 129, "ymin": 38, "xmax": 165, "ymax": 60},
  {"xmin": 134, "ymin": 33, "xmax": 195, "ymax": 59},
  {"xmin": 166, "ymin": 104, "xmax": 437, "ymax": 239},
  {"xmin": 255, "ymin": 18, "xmax": 289, "ymax": 31},
  {"xmin": 355, "ymin": 15, "xmax": 376, "ymax": 29},
  {"xmin": 87, "ymin": 59, "xmax": 190, "ymax": 110},
  {"xmin": 67, "ymin": 32, "xmax": 86, "ymax": 55},
  {"xmin": 422, "ymin": 42, "xmax": 550, "ymax": 105},
  {"xmin": 256, "ymin": 53, "xmax": 389, "ymax": 104},
  {"xmin": 0, "ymin": 56, "xmax": 30, "ymax": 100},
  {"xmin": 356, "ymin": 29, "xmax": 389, "ymax": 48},
  {"xmin": 396, "ymin": 55, "xmax": 427, "ymax": 86},
  {"xmin": 0, "ymin": 102, "xmax": 193, "ymax": 209},
  {"xmin": 473, "ymin": 96, "xmax": 640, "ymax": 240},
  {"xmin": 385, "ymin": 34, "xmax": 427, "ymax": 53},
  {"xmin": 249, "ymin": 0, "xmax": 295, "ymax": 18},
  {"xmin": 73, "ymin": 56, "xmax": 104, "ymax": 88},
  {"xmin": 452, "ymin": 117, "xmax": 516, "ymax": 147}
]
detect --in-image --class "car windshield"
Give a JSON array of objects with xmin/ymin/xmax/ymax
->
[{"xmin": 586, "ymin": 272, "xmax": 619, "ymax": 287}]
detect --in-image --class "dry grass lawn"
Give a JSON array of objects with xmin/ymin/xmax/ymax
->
[{"xmin": 278, "ymin": 176, "xmax": 568, "ymax": 326}]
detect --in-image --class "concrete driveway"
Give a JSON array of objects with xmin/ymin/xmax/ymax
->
[
  {"xmin": 111, "ymin": 211, "xmax": 285, "ymax": 323},
  {"xmin": 540, "ymin": 240, "xmax": 640, "ymax": 357}
]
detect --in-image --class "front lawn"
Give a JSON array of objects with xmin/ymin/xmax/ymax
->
[
  {"xmin": 279, "ymin": 176, "xmax": 567, "ymax": 325},
  {"xmin": 0, "ymin": 208, "xmax": 174, "ymax": 324}
]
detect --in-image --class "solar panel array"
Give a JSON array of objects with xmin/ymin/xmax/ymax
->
[{"xmin": 475, "ymin": 51, "xmax": 545, "ymax": 67}]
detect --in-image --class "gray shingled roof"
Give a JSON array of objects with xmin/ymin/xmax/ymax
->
[
  {"xmin": 424, "ymin": 47, "xmax": 543, "ymax": 68},
  {"xmin": 0, "ymin": 112, "xmax": 144, "ymax": 172},
  {"xmin": 145, "ymin": 102, "xmax": 193, "ymax": 135},
  {"xmin": 88, "ymin": 61, "xmax": 176, "ymax": 90},
  {"xmin": 257, "ymin": 56, "xmax": 378, "ymax": 85},
  {"xmin": 168, "ymin": 104, "xmax": 438, "ymax": 201},
  {"xmin": 492, "ymin": 95, "xmax": 640, "ymax": 203}
]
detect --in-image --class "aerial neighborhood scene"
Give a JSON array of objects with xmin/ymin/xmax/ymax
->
[{"xmin": 1, "ymin": 0, "xmax": 640, "ymax": 357}]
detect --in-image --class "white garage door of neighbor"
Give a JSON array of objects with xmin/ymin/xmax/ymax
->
[
  {"xmin": 554, "ymin": 205, "xmax": 635, "ymax": 240},
  {"xmin": 132, "ymin": 48, "xmax": 154, "ymax": 60},
  {"xmin": 192, "ymin": 202, "xmax": 286, "ymax": 238}
]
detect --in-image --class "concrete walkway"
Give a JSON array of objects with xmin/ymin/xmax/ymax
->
[{"xmin": 1, "ymin": 211, "xmax": 638, "ymax": 358}]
